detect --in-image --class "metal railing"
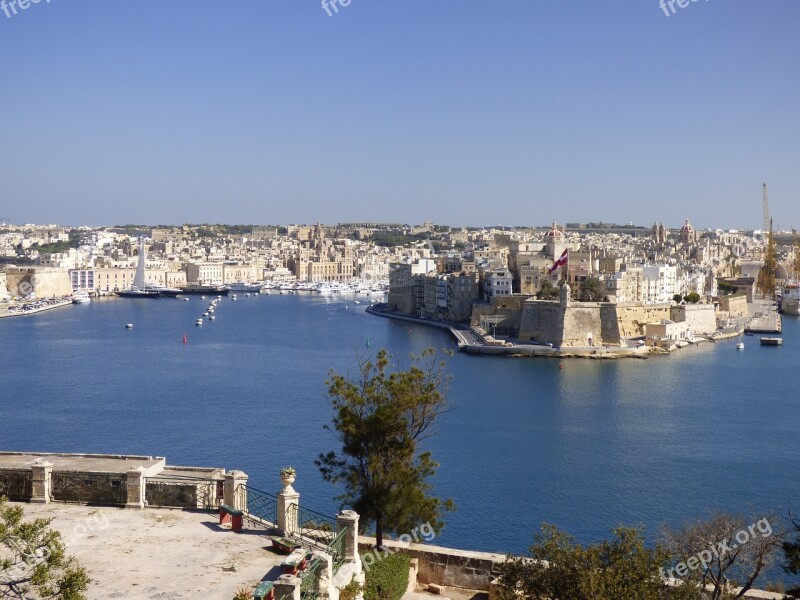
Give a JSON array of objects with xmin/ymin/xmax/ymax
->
[
  {"xmin": 242, "ymin": 485, "xmax": 279, "ymax": 526},
  {"xmin": 326, "ymin": 528, "xmax": 347, "ymax": 572},
  {"xmin": 145, "ymin": 475, "xmax": 223, "ymax": 509},
  {"xmin": 299, "ymin": 555, "xmax": 326, "ymax": 600},
  {"xmin": 287, "ymin": 504, "xmax": 338, "ymax": 547}
]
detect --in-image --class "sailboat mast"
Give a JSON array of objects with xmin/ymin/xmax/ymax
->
[{"xmin": 133, "ymin": 238, "xmax": 147, "ymax": 289}]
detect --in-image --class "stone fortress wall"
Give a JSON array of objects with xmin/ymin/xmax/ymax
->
[{"xmin": 516, "ymin": 283, "xmax": 713, "ymax": 347}]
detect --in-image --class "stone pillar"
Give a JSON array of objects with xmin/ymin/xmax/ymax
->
[
  {"xmin": 337, "ymin": 510, "xmax": 362, "ymax": 574},
  {"xmin": 30, "ymin": 460, "xmax": 52, "ymax": 504},
  {"xmin": 559, "ymin": 281, "xmax": 571, "ymax": 308},
  {"xmin": 223, "ymin": 470, "xmax": 249, "ymax": 512},
  {"xmin": 277, "ymin": 477, "xmax": 300, "ymax": 536},
  {"xmin": 125, "ymin": 467, "xmax": 146, "ymax": 509},
  {"xmin": 274, "ymin": 574, "xmax": 302, "ymax": 600}
]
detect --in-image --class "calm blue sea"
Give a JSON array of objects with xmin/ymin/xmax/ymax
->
[{"xmin": 1, "ymin": 293, "xmax": 798, "ymax": 559}]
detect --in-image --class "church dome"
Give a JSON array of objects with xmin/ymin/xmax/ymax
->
[{"xmin": 545, "ymin": 222, "xmax": 563, "ymax": 238}]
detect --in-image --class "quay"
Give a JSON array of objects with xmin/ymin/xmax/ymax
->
[
  {"xmin": 0, "ymin": 297, "xmax": 72, "ymax": 319},
  {"xmin": 745, "ymin": 305, "xmax": 782, "ymax": 334},
  {"xmin": 367, "ymin": 304, "xmax": 653, "ymax": 359}
]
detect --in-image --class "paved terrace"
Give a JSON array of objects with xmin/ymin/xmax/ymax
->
[
  {"xmin": 0, "ymin": 452, "xmax": 166, "ymax": 475},
  {"xmin": 10, "ymin": 501, "xmax": 284, "ymax": 600}
]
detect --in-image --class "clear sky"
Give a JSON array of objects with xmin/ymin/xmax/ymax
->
[{"xmin": 1, "ymin": 1, "xmax": 798, "ymax": 230}]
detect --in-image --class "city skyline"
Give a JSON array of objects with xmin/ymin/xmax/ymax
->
[{"xmin": 2, "ymin": 2, "xmax": 799, "ymax": 229}]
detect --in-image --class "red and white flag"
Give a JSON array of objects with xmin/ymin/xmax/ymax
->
[{"xmin": 548, "ymin": 249, "xmax": 569, "ymax": 274}]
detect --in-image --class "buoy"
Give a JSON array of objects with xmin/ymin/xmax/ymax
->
[
  {"xmin": 559, "ymin": 364, "xmax": 564, "ymax": 370},
  {"xmin": 182, "ymin": 334, "xmax": 187, "ymax": 344}
]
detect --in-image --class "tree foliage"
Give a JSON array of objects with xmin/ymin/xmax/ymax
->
[
  {"xmin": 575, "ymin": 277, "xmax": 606, "ymax": 302},
  {"xmin": 661, "ymin": 511, "xmax": 783, "ymax": 600},
  {"xmin": 683, "ymin": 292, "xmax": 701, "ymax": 304},
  {"xmin": 316, "ymin": 349, "xmax": 455, "ymax": 547},
  {"xmin": 496, "ymin": 524, "xmax": 700, "ymax": 600},
  {"xmin": 0, "ymin": 496, "xmax": 90, "ymax": 599},
  {"xmin": 537, "ymin": 279, "xmax": 559, "ymax": 301}
]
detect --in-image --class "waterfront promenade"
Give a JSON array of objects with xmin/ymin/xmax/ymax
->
[{"xmin": 0, "ymin": 297, "xmax": 72, "ymax": 319}]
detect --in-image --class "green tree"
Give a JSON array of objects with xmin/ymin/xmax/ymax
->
[
  {"xmin": 0, "ymin": 496, "xmax": 90, "ymax": 599},
  {"xmin": 577, "ymin": 277, "xmax": 606, "ymax": 302},
  {"xmin": 673, "ymin": 294, "xmax": 683, "ymax": 303},
  {"xmin": 683, "ymin": 292, "xmax": 701, "ymax": 304},
  {"xmin": 496, "ymin": 523, "xmax": 701, "ymax": 600},
  {"xmin": 537, "ymin": 279, "xmax": 559, "ymax": 301},
  {"xmin": 316, "ymin": 349, "xmax": 455, "ymax": 547}
]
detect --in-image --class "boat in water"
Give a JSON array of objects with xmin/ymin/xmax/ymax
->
[
  {"xmin": 179, "ymin": 283, "xmax": 230, "ymax": 296},
  {"xmin": 227, "ymin": 282, "xmax": 262, "ymax": 293},
  {"xmin": 736, "ymin": 342, "xmax": 745, "ymax": 350},
  {"xmin": 72, "ymin": 291, "xmax": 91, "ymax": 304},
  {"xmin": 117, "ymin": 239, "xmax": 182, "ymax": 298},
  {"xmin": 781, "ymin": 283, "xmax": 800, "ymax": 316},
  {"xmin": 117, "ymin": 240, "xmax": 161, "ymax": 298},
  {"xmin": 760, "ymin": 337, "xmax": 783, "ymax": 346}
]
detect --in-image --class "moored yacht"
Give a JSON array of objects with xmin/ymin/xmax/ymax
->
[{"xmin": 72, "ymin": 291, "xmax": 91, "ymax": 304}]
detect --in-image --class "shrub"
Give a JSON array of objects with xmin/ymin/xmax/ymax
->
[
  {"xmin": 363, "ymin": 552, "xmax": 410, "ymax": 600},
  {"xmin": 339, "ymin": 577, "xmax": 362, "ymax": 600}
]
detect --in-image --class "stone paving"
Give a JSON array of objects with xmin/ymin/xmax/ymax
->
[{"xmin": 8, "ymin": 501, "xmax": 284, "ymax": 600}]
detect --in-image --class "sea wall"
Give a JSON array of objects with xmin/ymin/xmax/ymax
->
[
  {"xmin": 517, "ymin": 300, "xmax": 564, "ymax": 345},
  {"xmin": 518, "ymin": 300, "xmax": 672, "ymax": 347}
]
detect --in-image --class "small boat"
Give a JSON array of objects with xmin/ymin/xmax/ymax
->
[
  {"xmin": 209, "ymin": 315, "xmax": 216, "ymax": 321},
  {"xmin": 72, "ymin": 291, "xmax": 91, "ymax": 304},
  {"xmin": 736, "ymin": 342, "xmax": 744, "ymax": 350},
  {"xmin": 126, "ymin": 323, "xmax": 134, "ymax": 329},
  {"xmin": 760, "ymin": 337, "xmax": 783, "ymax": 346},
  {"xmin": 195, "ymin": 319, "xmax": 204, "ymax": 327},
  {"xmin": 184, "ymin": 298, "xmax": 190, "ymax": 302}
]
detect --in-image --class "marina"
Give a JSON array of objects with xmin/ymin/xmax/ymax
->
[{"xmin": 0, "ymin": 292, "xmax": 796, "ymax": 556}]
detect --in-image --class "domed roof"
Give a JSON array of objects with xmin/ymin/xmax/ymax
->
[
  {"xmin": 681, "ymin": 219, "xmax": 694, "ymax": 232},
  {"xmin": 545, "ymin": 222, "xmax": 563, "ymax": 238}
]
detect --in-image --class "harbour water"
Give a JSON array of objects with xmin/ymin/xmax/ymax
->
[{"xmin": 0, "ymin": 293, "xmax": 797, "ymax": 557}]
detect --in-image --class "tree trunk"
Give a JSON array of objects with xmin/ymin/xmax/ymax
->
[{"xmin": 375, "ymin": 511, "xmax": 383, "ymax": 548}]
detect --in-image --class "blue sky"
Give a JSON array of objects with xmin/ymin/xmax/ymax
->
[{"xmin": 1, "ymin": 1, "xmax": 798, "ymax": 229}]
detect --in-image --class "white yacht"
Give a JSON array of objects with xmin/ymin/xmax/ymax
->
[{"xmin": 72, "ymin": 291, "xmax": 91, "ymax": 304}]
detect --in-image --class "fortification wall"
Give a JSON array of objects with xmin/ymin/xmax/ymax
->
[
  {"xmin": 6, "ymin": 267, "xmax": 72, "ymax": 298},
  {"xmin": 518, "ymin": 301, "xmax": 564, "ymax": 345},
  {"xmin": 718, "ymin": 294, "xmax": 748, "ymax": 318},
  {"xmin": 615, "ymin": 303, "xmax": 672, "ymax": 338},
  {"xmin": 671, "ymin": 304, "xmax": 717, "ymax": 335},
  {"xmin": 561, "ymin": 303, "xmax": 604, "ymax": 347}
]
